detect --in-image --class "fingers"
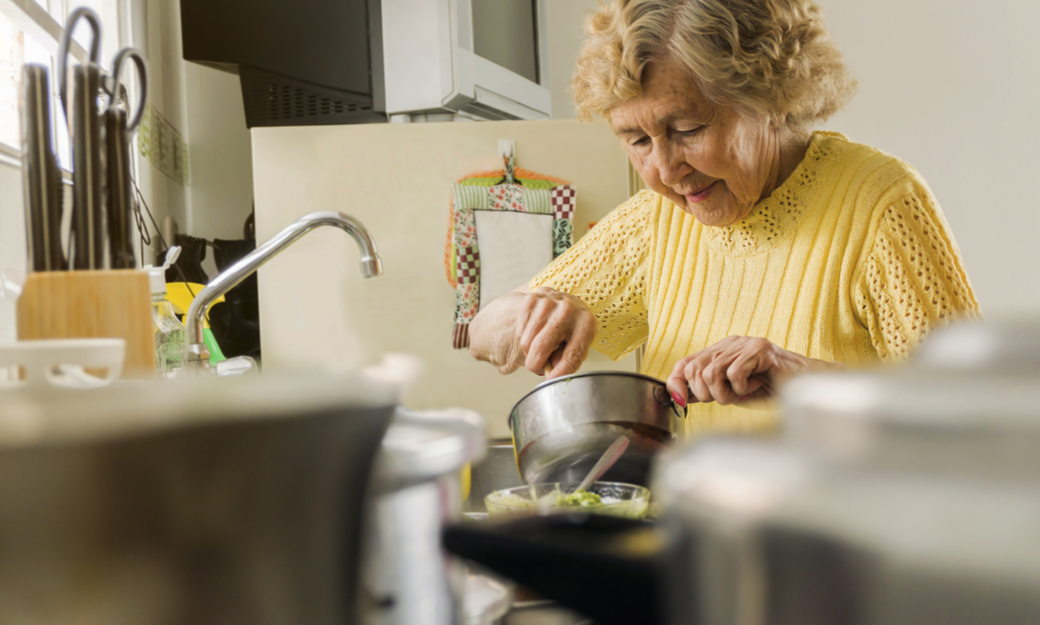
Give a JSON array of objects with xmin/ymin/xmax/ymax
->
[
  {"xmin": 670, "ymin": 337, "xmax": 784, "ymax": 406},
  {"xmin": 740, "ymin": 377, "xmax": 768, "ymax": 401},
  {"xmin": 686, "ymin": 357, "xmax": 715, "ymax": 403},
  {"xmin": 666, "ymin": 356, "xmax": 695, "ymax": 406},
  {"xmin": 518, "ymin": 298, "xmax": 555, "ymax": 357},
  {"xmin": 526, "ymin": 305, "xmax": 573, "ymax": 369},
  {"xmin": 724, "ymin": 339, "xmax": 770, "ymax": 395},
  {"xmin": 515, "ymin": 288, "xmax": 595, "ymax": 377},
  {"xmin": 702, "ymin": 355, "xmax": 741, "ymax": 404},
  {"xmin": 545, "ymin": 315, "xmax": 595, "ymax": 379},
  {"xmin": 516, "ymin": 288, "xmax": 560, "ymax": 353}
]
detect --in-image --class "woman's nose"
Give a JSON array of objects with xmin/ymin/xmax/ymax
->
[{"xmin": 652, "ymin": 141, "xmax": 691, "ymax": 186}]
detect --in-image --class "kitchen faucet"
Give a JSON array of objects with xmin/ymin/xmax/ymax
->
[{"xmin": 184, "ymin": 211, "xmax": 382, "ymax": 369}]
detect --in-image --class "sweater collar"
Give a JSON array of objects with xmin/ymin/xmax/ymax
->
[{"xmin": 701, "ymin": 131, "xmax": 836, "ymax": 256}]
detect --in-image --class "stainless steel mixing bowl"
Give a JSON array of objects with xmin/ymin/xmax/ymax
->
[{"xmin": 508, "ymin": 372, "xmax": 686, "ymax": 485}]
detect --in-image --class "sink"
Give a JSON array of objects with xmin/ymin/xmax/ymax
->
[{"xmin": 465, "ymin": 439, "xmax": 524, "ymax": 512}]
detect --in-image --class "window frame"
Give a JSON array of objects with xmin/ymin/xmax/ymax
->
[
  {"xmin": 0, "ymin": 0, "xmax": 129, "ymax": 162},
  {"xmin": 0, "ymin": 0, "xmax": 90, "ymax": 74},
  {"xmin": 0, "ymin": 140, "xmax": 19, "ymax": 166}
]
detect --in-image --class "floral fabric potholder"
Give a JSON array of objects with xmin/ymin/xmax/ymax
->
[{"xmin": 445, "ymin": 160, "xmax": 576, "ymax": 349}]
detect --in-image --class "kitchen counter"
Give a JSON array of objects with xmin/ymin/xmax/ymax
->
[{"xmin": 465, "ymin": 439, "xmax": 524, "ymax": 512}]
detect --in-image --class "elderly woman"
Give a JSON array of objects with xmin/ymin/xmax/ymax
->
[{"xmin": 469, "ymin": 0, "xmax": 979, "ymax": 436}]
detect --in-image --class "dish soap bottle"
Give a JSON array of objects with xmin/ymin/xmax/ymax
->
[{"xmin": 148, "ymin": 248, "xmax": 186, "ymax": 379}]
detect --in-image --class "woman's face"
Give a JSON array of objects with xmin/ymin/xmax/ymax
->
[{"xmin": 610, "ymin": 59, "xmax": 781, "ymax": 227}]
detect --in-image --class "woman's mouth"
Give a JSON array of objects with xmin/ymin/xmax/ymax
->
[{"xmin": 684, "ymin": 181, "xmax": 717, "ymax": 204}]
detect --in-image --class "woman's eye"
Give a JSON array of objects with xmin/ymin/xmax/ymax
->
[
  {"xmin": 676, "ymin": 127, "xmax": 702, "ymax": 137},
  {"xmin": 631, "ymin": 136, "xmax": 650, "ymax": 147}
]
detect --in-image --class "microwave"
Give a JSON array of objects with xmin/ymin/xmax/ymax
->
[{"xmin": 181, "ymin": 0, "xmax": 553, "ymax": 127}]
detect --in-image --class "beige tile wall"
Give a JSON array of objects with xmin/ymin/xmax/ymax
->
[{"xmin": 252, "ymin": 119, "xmax": 636, "ymax": 437}]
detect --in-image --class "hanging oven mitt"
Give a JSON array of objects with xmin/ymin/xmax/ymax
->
[{"xmin": 445, "ymin": 154, "xmax": 576, "ymax": 349}]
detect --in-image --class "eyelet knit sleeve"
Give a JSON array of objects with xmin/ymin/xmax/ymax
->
[
  {"xmin": 854, "ymin": 177, "xmax": 980, "ymax": 362},
  {"xmin": 529, "ymin": 192, "xmax": 653, "ymax": 360}
]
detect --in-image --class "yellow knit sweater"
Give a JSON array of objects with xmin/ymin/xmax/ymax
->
[{"xmin": 530, "ymin": 132, "xmax": 979, "ymax": 437}]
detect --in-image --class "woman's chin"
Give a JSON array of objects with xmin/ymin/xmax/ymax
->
[
  {"xmin": 683, "ymin": 195, "xmax": 754, "ymax": 228},
  {"xmin": 686, "ymin": 204, "xmax": 739, "ymax": 228},
  {"xmin": 664, "ymin": 190, "xmax": 743, "ymax": 227}
]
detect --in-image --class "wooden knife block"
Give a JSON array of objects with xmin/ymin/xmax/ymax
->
[{"xmin": 16, "ymin": 270, "xmax": 156, "ymax": 379}]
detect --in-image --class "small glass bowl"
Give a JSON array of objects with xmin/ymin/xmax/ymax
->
[{"xmin": 485, "ymin": 482, "xmax": 650, "ymax": 519}]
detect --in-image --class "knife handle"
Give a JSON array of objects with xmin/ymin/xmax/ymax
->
[
  {"xmin": 20, "ymin": 64, "xmax": 65, "ymax": 272},
  {"xmin": 70, "ymin": 63, "xmax": 105, "ymax": 270},
  {"xmin": 105, "ymin": 107, "xmax": 135, "ymax": 269}
]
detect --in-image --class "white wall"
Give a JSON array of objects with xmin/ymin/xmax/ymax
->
[
  {"xmin": 135, "ymin": 0, "xmax": 189, "ymax": 243},
  {"xmin": 546, "ymin": 0, "xmax": 599, "ymax": 120},
  {"xmin": 183, "ymin": 63, "xmax": 253, "ymax": 243},
  {"xmin": 134, "ymin": 0, "xmax": 255, "ymax": 262},
  {"xmin": 807, "ymin": 0, "xmax": 1040, "ymax": 316}
]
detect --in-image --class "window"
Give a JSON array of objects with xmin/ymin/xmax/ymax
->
[
  {"xmin": 0, "ymin": 13, "xmax": 23, "ymax": 149},
  {"xmin": 0, "ymin": 0, "xmax": 131, "ymax": 166}
]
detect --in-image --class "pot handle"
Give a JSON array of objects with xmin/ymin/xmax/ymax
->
[
  {"xmin": 654, "ymin": 384, "xmax": 688, "ymax": 419},
  {"xmin": 443, "ymin": 514, "xmax": 674, "ymax": 625}
]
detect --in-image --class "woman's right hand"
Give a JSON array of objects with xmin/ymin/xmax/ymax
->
[{"xmin": 515, "ymin": 287, "xmax": 597, "ymax": 379}]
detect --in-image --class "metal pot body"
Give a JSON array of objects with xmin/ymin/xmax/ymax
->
[
  {"xmin": 0, "ymin": 400, "xmax": 395, "ymax": 625},
  {"xmin": 509, "ymin": 372, "xmax": 684, "ymax": 485}
]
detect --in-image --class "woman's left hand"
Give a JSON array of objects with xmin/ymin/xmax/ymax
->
[{"xmin": 665, "ymin": 336, "xmax": 843, "ymax": 406}]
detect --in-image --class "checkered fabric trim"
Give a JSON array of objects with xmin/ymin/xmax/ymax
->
[
  {"xmin": 551, "ymin": 185, "xmax": 576, "ymax": 219},
  {"xmin": 456, "ymin": 247, "xmax": 480, "ymax": 283},
  {"xmin": 448, "ymin": 175, "xmax": 576, "ymax": 349}
]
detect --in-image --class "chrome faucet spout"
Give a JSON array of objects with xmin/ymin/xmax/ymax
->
[{"xmin": 185, "ymin": 211, "xmax": 381, "ymax": 365}]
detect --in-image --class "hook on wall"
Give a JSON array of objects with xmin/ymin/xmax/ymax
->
[
  {"xmin": 498, "ymin": 139, "xmax": 515, "ymax": 160},
  {"xmin": 497, "ymin": 139, "xmax": 517, "ymax": 185}
]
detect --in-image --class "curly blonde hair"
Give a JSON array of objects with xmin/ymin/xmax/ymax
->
[{"xmin": 572, "ymin": 0, "xmax": 856, "ymax": 133}]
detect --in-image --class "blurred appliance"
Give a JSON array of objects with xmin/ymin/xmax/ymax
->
[
  {"xmin": 362, "ymin": 407, "xmax": 487, "ymax": 625},
  {"xmin": 0, "ymin": 372, "xmax": 398, "ymax": 625},
  {"xmin": 180, "ymin": 0, "xmax": 551, "ymax": 128},
  {"xmin": 445, "ymin": 319, "xmax": 1040, "ymax": 625}
]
